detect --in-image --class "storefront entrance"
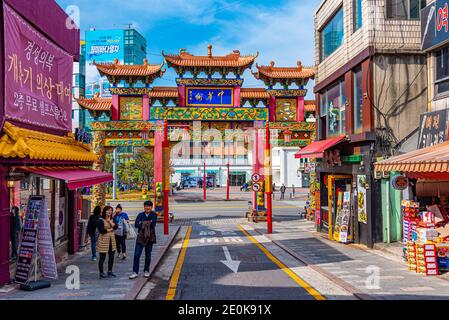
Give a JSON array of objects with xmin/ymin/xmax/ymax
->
[{"xmin": 230, "ymin": 173, "xmax": 246, "ymax": 187}]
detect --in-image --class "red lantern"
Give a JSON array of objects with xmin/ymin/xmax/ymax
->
[{"xmin": 284, "ymin": 129, "xmax": 292, "ymax": 143}]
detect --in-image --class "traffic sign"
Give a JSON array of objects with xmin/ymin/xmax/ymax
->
[
  {"xmin": 252, "ymin": 183, "xmax": 262, "ymax": 192},
  {"xmin": 251, "ymin": 173, "xmax": 263, "ymax": 183}
]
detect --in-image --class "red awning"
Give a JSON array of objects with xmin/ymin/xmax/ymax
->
[
  {"xmin": 295, "ymin": 136, "xmax": 346, "ymax": 159},
  {"xmin": 18, "ymin": 167, "xmax": 114, "ymax": 190}
]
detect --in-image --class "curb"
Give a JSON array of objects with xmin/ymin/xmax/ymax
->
[
  {"xmin": 124, "ymin": 225, "xmax": 181, "ymax": 300},
  {"xmin": 250, "ymin": 226, "xmax": 376, "ymax": 300}
]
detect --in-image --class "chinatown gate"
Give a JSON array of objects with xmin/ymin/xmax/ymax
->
[{"xmin": 77, "ymin": 45, "xmax": 316, "ymax": 234}]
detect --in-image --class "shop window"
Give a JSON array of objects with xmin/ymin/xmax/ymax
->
[
  {"xmin": 386, "ymin": 0, "xmax": 426, "ymax": 19},
  {"xmin": 435, "ymin": 46, "xmax": 449, "ymax": 97},
  {"xmin": 353, "ymin": 0, "xmax": 362, "ymax": 32},
  {"xmin": 321, "ymin": 80, "xmax": 346, "ymax": 138},
  {"xmin": 320, "ymin": 6, "xmax": 344, "ymax": 61},
  {"xmin": 353, "ymin": 68, "xmax": 363, "ymax": 133}
]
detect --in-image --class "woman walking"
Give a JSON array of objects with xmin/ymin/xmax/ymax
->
[
  {"xmin": 113, "ymin": 204, "xmax": 130, "ymax": 260},
  {"xmin": 97, "ymin": 206, "xmax": 118, "ymax": 279},
  {"xmin": 86, "ymin": 206, "xmax": 101, "ymax": 261}
]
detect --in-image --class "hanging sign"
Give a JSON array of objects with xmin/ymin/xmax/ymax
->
[
  {"xmin": 357, "ymin": 175, "xmax": 368, "ymax": 224},
  {"xmin": 392, "ymin": 175, "xmax": 409, "ymax": 191},
  {"xmin": 417, "ymin": 109, "xmax": 448, "ymax": 149}
]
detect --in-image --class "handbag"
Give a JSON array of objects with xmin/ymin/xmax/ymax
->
[
  {"xmin": 123, "ymin": 220, "xmax": 130, "ymax": 235},
  {"xmin": 127, "ymin": 223, "xmax": 137, "ymax": 240}
]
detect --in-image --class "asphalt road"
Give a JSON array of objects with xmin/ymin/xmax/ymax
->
[{"xmin": 157, "ymin": 223, "xmax": 322, "ymax": 300}]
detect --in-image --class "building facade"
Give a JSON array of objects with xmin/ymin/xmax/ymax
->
[
  {"xmin": 300, "ymin": 0, "xmax": 429, "ymax": 247},
  {"xmin": 72, "ymin": 40, "xmax": 86, "ymax": 132}
]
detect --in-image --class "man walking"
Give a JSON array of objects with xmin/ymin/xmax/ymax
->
[
  {"xmin": 129, "ymin": 201, "xmax": 157, "ymax": 279},
  {"xmin": 280, "ymin": 184, "xmax": 286, "ymax": 200}
]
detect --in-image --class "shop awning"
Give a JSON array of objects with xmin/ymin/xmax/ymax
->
[
  {"xmin": 18, "ymin": 167, "xmax": 114, "ymax": 190},
  {"xmin": 295, "ymin": 136, "xmax": 346, "ymax": 159},
  {"xmin": 375, "ymin": 140, "xmax": 449, "ymax": 179}
]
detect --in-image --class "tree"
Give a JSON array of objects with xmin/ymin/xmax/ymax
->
[{"xmin": 133, "ymin": 149, "xmax": 154, "ymax": 183}]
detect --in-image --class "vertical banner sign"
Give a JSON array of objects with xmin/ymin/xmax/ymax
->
[
  {"xmin": 333, "ymin": 192, "xmax": 343, "ymax": 241},
  {"xmin": 339, "ymin": 192, "xmax": 351, "ymax": 243},
  {"xmin": 37, "ymin": 198, "xmax": 58, "ymax": 279},
  {"xmin": 417, "ymin": 110, "xmax": 448, "ymax": 149},
  {"xmin": 4, "ymin": 4, "xmax": 73, "ymax": 131},
  {"xmin": 357, "ymin": 175, "xmax": 368, "ymax": 224}
]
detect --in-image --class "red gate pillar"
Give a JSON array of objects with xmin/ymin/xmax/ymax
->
[
  {"xmin": 162, "ymin": 120, "xmax": 170, "ymax": 235},
  {"xmin": 154, "ymin": 123, "xmax": 164, "ymax": 219},
  {"xmin": 265, "ymin": 124, "xmax": 273, "ymax": 234}
]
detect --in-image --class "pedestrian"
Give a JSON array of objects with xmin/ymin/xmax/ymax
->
[
  {"xmin": 97, "ymin": 206, "xmax": 118, "ymax": 279},
  {"xmin": 113, "ymin": 204, "xmax": 130, "ymax": 260},
  {"xmin": 86, "ymin": 206, "xmax": 101, "ymax": 261},
  {"xmin": 292, "ymin": 184, "xmax": 295, "ymax": 196},
  {"xmin": 129, "ymin": 200, "xmax": 157, "ymax": 279},
  {"xmin": 280, "ymin": 184, "xmax": 286, "ymax": 200},
  {"xmin": 10, "ymin": 206, "xmax": 21, "ymax": 260},
  {"xmin": 240, "ymin": 182, "xmax": 248, "ymax": 192},
  {"xmin": 272, "ymin": 183, "xmax": 276, "ymax": 192}
]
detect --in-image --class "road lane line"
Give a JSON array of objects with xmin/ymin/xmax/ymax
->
[
  {"xmin": 165, "ymin": 226, "xmax": 192, "ymax": 300},
  {"xmin": 238, "ymin": 225, "xmax": 326, "ymax": 301}
]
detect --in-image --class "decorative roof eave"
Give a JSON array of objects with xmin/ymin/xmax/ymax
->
[
  {"xmin": 253, "ymin": 61, "xmax": 315, "ymax": 87},
  {"xmin": 0, "ymin": 122, "xmax": 97, "ymax": 162},
  {"xmin": 94, "ymin": 59, "xmax": 166, "ymax": 85},
  {"xmin": 76, "ymin": 95, "xmax": 113, "ymax": 111},
  {"xmin": 162, "ymin": 45, "xmax": 258, "ymax": 77}
]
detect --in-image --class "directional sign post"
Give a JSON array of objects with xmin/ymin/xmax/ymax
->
[{"xmin": 252, "ymin": 183, "xmax": 262, "ymax": 193}]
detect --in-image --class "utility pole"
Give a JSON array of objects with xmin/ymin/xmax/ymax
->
[{"xmin": 112, "ymin": 148, "xmax": 117, "ymax": 200}]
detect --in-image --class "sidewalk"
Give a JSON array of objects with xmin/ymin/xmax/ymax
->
[
  {"xmin": 0, "ymin": 224, "xmax": 179, "ymax": 300},
  {"xmin": 248, "ymin": 220, "xmax": 449, "ymax": 300}
]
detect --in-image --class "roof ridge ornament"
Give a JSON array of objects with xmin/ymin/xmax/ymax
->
[
  {"xmin": 208, "ymin": 44, "xmax": 212, "ymax": 58},
  {"xmin": 270, "ymin": 61, "xmax": 275, "ymax": 67},
  {"xmin": 114, "ymin": 58, "xmax": 119, "ymax": 65},
  {"xmin": 297, "ymin": 60, "xmax": 303, "ymax": 71}
]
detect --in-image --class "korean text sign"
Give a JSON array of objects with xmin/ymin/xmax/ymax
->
[{"xmin": 4, "ymin": 4, "xmax": 72, "ymax": 131}]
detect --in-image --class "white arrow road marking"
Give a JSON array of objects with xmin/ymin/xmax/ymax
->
[{"xmin": 220, "ymin": 246, "xmax": 240, "ymax": 273}]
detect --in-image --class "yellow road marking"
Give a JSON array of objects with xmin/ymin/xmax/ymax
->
[
  {"xmin": 165, "ymin": 226, "xmax": 192, "ymax": 300},
  {"xmin": 238, "ymin": 225, "xmax": 326, "ymax": 301}
]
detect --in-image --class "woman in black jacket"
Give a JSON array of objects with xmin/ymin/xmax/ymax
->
[{"xmin": 86, "ymin": 206, "xmax": 101, "ymax": 261}]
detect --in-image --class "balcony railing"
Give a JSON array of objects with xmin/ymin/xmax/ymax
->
[{"xmin": 171, "ymin": 158, "xmax": 250, "ymax": 166}]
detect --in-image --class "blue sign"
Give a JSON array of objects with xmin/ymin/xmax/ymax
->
[
  {"xmin": 421, "ymin": 1, "xmax": 449, "ymax": 51},
  {"xmin": 85, "ymin": 29, "xmax": 124, "ymax": 62},
  {"xmin": 186, "ymin": 87, "xmax": 234, "ymax": 107}
]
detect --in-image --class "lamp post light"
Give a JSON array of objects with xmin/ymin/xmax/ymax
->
[{"xmin": 284, "ymin": 128, "xmax": 292, "ymax": 144}]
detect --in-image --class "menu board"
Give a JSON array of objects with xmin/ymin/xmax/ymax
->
[
  {"xmin": 339, "ymin": 192, "xmax": 351, "ymax": 243},
  {"xmin": 37, "ymin": 197, "xmax": 58, "ymax": 279},
  {"xmin": 15, "ymin": 228, "xmax": 37, "ymax": 285}
]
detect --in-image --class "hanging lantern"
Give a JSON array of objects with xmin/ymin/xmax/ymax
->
[{"xmin": 284, "ymin": 129, "xmax": 292, "ymax": 143}]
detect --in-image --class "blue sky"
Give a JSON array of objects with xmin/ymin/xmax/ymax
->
[{"xmin": 56, "ymin": 0, "xmax": 321, "ymax": 98}]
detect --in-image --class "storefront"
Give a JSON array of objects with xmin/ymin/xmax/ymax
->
[
  {"xmin": 0, "ymin": 1, "xmax": 112, "ymax": 287},
  {"xmin": 296, "ymin": 134, "xmax": 380, "ymax": 248},
  {"xmin": 375, "ymin": 140, "xmax": 449, "ymax": 275}
]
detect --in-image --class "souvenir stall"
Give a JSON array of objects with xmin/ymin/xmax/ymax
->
[{"xmin": 375, "ymin": 140, "xmax": 449, "ymax": 275}]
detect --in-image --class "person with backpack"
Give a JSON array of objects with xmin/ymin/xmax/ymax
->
[
  {"xmin": 86, "ymin": 206, "xmax": 101, "ymax": 261},
  {"xmin": 97, "ymin": 206, "xmax": 118, "ymax": 279},
  {"xmin": 129, "ymin": 201, "xmax": 157, "ymax": 279},
  {"xmin": 113, "ymin": 204, "xmax": 130, "ymax": 260}
]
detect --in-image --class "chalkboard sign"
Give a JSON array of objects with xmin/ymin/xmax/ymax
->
[
  {"xmin": 15, "ymin": 228, "xmax": 37, "ymax": 285},
  {"xmin": 417, "ymin": 110, "xmax": 448, "ymax": 149}
]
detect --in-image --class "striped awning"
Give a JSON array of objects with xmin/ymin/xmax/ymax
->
[{"xmin": 375, "ymin": 140, "xmax": 449, "ymax": 173}]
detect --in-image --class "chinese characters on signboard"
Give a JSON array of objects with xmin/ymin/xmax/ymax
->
[
  {"xmin": 421, "ymin": 1, "xmax": 449, "ymax": 51},
  {"xmin": 4, "ymin": 4, "xmax": 72, "ymax": 131},
  {"xmin": 357, "ymin": 175, "xmax": 368, "ymax": 224},
  {"xmin": 417, "ymin": 110, "xmax": 448, "ymax": 149},
  {"xmin": 186, "ymin": 87, "xmax": 234, "ymax": 107}
]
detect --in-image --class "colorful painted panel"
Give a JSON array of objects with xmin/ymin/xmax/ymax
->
[
  {"xmin": 186, "ymin": 87, "xmax": 233, "ymax": 107},
  {"xmin": 120, "ymin": 96, "xmax": 143, "ymax": 120},
  {"xmin": 104, "ymin": 139, "xmax": 154, "ymax": 147},
  {"xmin": 91, "ymin": 121, "xmax": 157, "ymax": 131},
  {"xmin": 150, "ymin": 107, "xmax": 267, "ymax": 121},
  {"xmin": 276, "ymin": 99, "xmax": 297, "ymax": 122}
]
